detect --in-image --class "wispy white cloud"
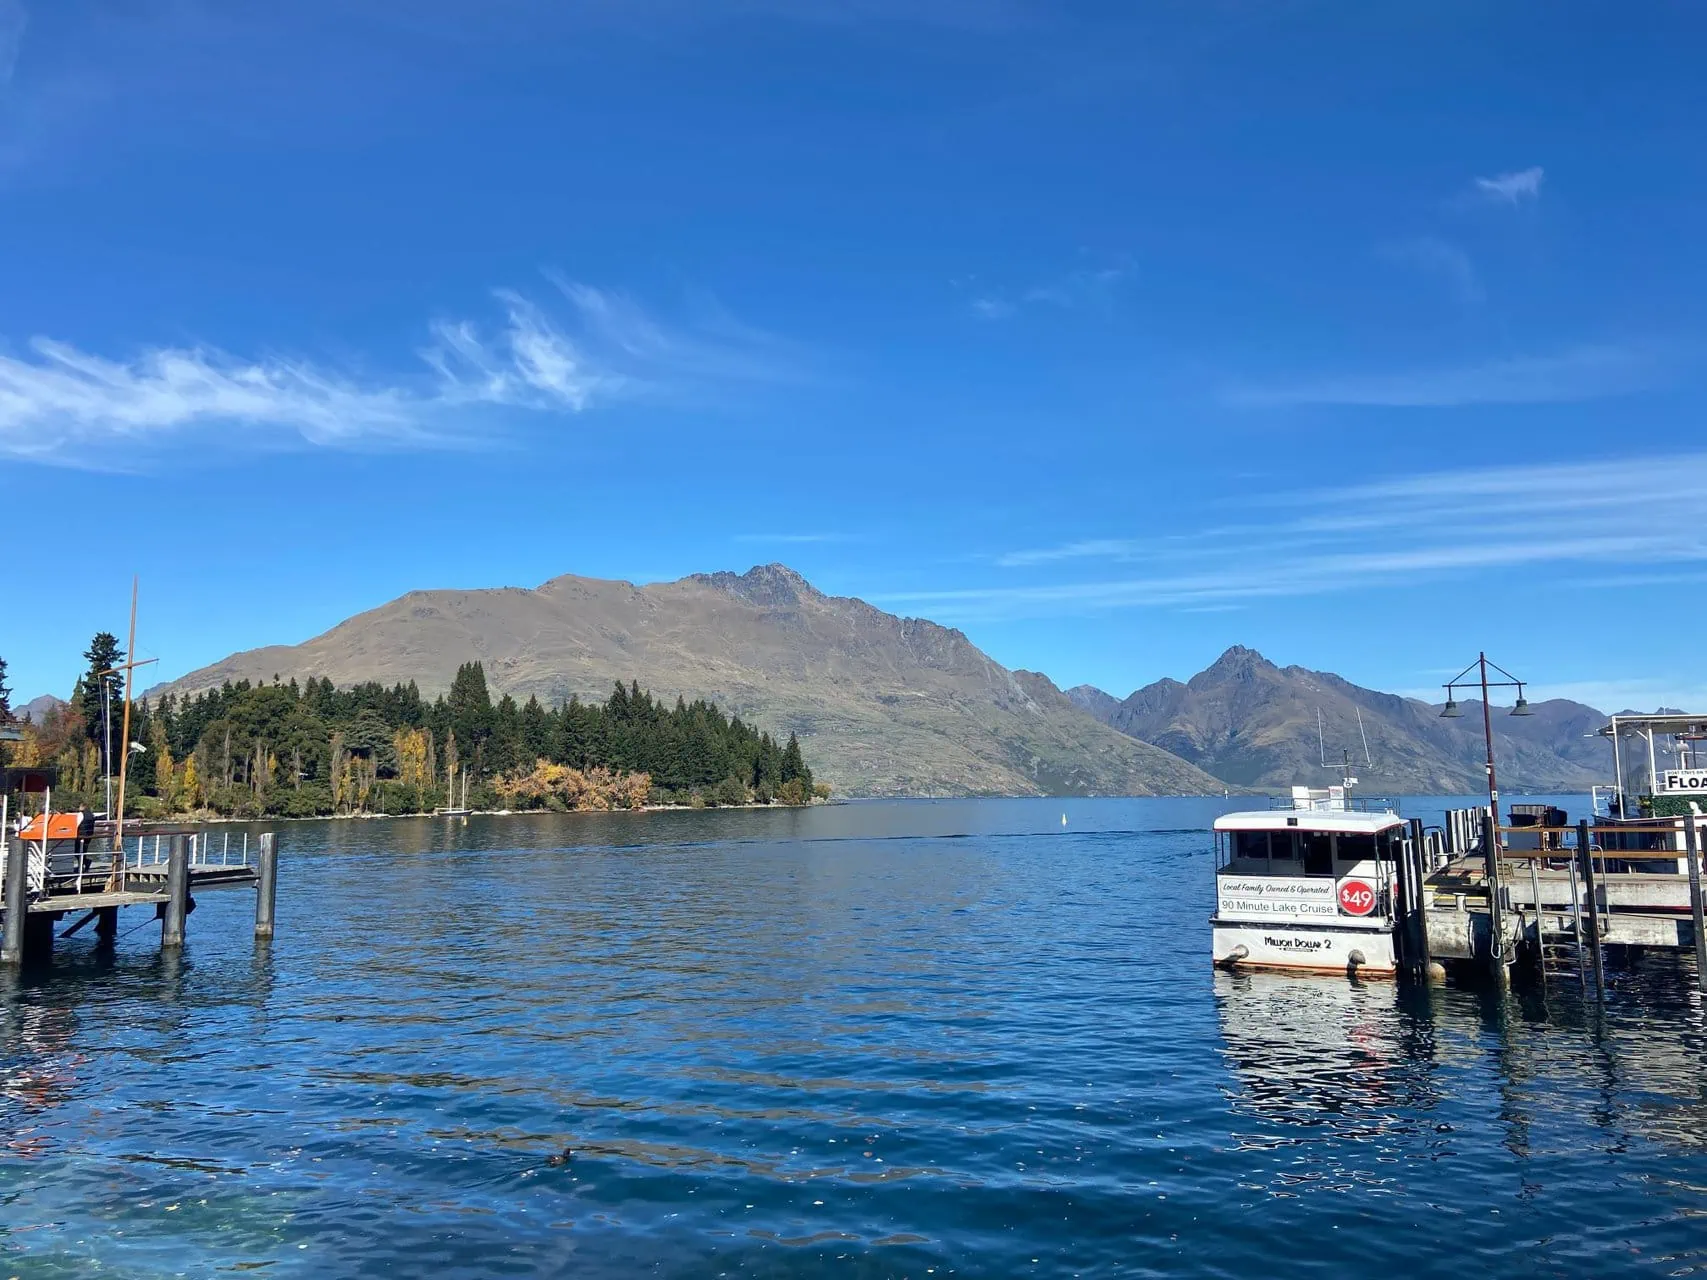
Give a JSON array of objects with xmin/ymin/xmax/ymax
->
[
  {"xmin": 1, "ymin": 281, "xmax": 796, "ymax": 467},
  {"xmin": 1224, "ymin": 343, "xmax": 1662, "ymax": 409},
  {"xmin": 886, "ymin": 451, "xmax": 1707, "ymax": 623},
  {"xmin": 1473, "ymin": 166, "xmax": 1544, "ymax": 205},
  {"xmin": 996, "ymin": 538, "xmax": 1144, "ymax": 567},
  {"xmin": 0, "ymin": 0, "xmax": 26, "ymax": 85},
  {"xmin": 0, "ymin": 339, "xmax": 422, "ymax": 464},
  {"xmin": 1383, "ymin": 235, "xmax": 1483, "ymax": 304},
  {"xmin": 969, "ymin": 260, "xmax": 1131, "ymax": 320}
]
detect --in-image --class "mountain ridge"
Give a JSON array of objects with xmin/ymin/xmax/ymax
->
[
  {"xmin": 1067, "ymin": 646, "xmax": 1612, "ymax": 794},
  {"xmin": 153, "ymin": 565, "xmax": 1227, "ymax": 799}
]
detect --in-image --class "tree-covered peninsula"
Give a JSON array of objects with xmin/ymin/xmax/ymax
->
[{"xmin": 4, "ymin": 641, "xmax": 820, "ymax": 819}]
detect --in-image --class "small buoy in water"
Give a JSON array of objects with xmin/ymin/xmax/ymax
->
[{"xmin": 1061, "ymin": 813, "xmax": 1068, "ymax": 826}]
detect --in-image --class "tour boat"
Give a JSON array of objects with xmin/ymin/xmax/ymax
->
[{"xmin": 1211, "ymin": 785, "xmax": 1408, "ymax": 977}]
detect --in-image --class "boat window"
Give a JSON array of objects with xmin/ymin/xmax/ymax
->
[
  {"xmin": 1233, "ymin": 831, "xmax": 1270, "ymax": 861},
  {"xmin": 1302, "ymin": 832, "xmax": 1333, "ymax": 876},
  {"xmin": 1336, "ymin": 834, "xmax": 1376, "ymax": 866}
]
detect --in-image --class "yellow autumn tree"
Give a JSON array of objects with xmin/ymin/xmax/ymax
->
[
  {"xmin": 152, "ymin": 719, "xmax": 177, "ymax": 811},
  {"xmin": 394, "ymin": 728, "xmax": 431, "ymax": 789}
]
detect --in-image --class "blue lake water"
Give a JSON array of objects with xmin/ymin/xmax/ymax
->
[{"xmin": 4, "ymin": 796, "xmax": 1707, "ymax": 1277}]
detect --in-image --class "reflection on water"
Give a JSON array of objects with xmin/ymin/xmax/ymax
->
[
  {"xmin": 0, "ymin": 797, "xmax": 1705, "ymax": 1277},
  {"xmin": 1215, "ymin": 972, "xmax": 1436, "ymax": 1145}
]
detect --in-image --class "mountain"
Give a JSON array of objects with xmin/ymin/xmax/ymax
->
[
  {"xmin": 154, "ymin": 564, "xmax": 1226, "ymax": 799},
  {"xmin": 19, "ymin": 694, "xmax": 66, "ymax": 724},
  {"xmin": 1070, "ymin": 646, "xmax": 1611, "ymax": 794}
]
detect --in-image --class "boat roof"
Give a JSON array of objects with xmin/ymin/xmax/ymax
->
[
  {"xmin": 1600, "ymin": 712, "xmax": 1707, "ymax": 737},
  {"xmin": 1214, "ymin": 809, "xmax": 1406, "ymax": 834}
]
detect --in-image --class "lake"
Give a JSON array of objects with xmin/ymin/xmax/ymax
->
[{"xmin": 3, "ymin": 796, "xmax": 1707, "ymax": 1277}]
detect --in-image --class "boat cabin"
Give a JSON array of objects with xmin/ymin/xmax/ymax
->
[{"xmin": 1210, "ymin": 786, "xmax": 1408, "ymax": 974}]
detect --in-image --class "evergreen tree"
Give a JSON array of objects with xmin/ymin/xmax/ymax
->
[
  {"xmin": 79, "ymin": 632, "xmax": 126, "ymax": 774},
  {"xmin": 489, "ymin": 694, "xmax": 522, "ymax": 776},
  {"xmin": 520, "ymin": 695, "xmax": 550, "ymax": 764},
  {"xmin": 447, "ymin": 662, "xmax": 493, "ymax": 774},
  {"xmin": 107, "ymin": 663, "xmax": 814, "ymax": 817},
  {"xmin": 781, "ymin": 733, "xmax": 810, "ymax": 790}
]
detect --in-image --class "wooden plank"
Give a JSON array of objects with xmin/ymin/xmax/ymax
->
[{"xmin": 26, "ymin": 890, "xmax": 167, "ymax": 913}]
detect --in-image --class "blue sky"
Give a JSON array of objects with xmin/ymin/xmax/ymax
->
[{"xmin": 2, "ymin": 1, "xmax": 1703, "ymax": 713}]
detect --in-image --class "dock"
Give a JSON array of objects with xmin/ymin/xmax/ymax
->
[
  {"xmin": 1420, "ymin": 806, "xmax": 1707, "ymax": 997},
  {"xmin": 1, "ymin": 818, "xmax": 279, "ymax": 967}
]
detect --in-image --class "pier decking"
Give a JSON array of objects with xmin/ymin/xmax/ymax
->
[
  {"xmin": 1, "ymin": 821, "xmax": 279, "ymax": 966},
  {"xmin": 1420, "ymin": 809, "xmax": 1707, "ymax": 995}
]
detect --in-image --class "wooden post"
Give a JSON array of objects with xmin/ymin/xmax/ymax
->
[
  {"xmin": 1578, "ymin": 818, "xmax": 1606, "ymax": 1000},
  {"xmin": 1404, "ymin": 818, "xmax": 1433, "ymax": 980},
  {"xmin": 254, "ymin": 833, "xmax": 278, "ymax": 941},
  {"xmin": 1484, "ymin": 806, "xmax": 1507, "ymax": 985},
  {"xmin": 1, "ymin": 834, "xmax": 28, "ymax": 966},
  {"xmin": 95, "ymin": 907, "xmax": 118, "ymax": 943},
  {"xmin": 1685, "ymin": 811, "xmax": 1707, "ymax": 995},
  {"xmin": 162, "ymin": 834, "xmax": 189, "ymax": 949},
  {"xmin": 1527, "ymin": 855, "xmax": 1547, "ymax": 993}
]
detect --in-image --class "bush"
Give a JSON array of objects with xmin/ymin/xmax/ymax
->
[
  {"xmin": 275, "ymin": 783, "xmax": 333, "ymax": 818},
  {"xmin": 127, "ymin": 794, "xmax": 168, "ymax": 820},
  {"xmin": 714, "ymin": 776, "xmax": 748, "ymax": 807}
]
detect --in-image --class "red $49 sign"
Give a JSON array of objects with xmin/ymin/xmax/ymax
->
[{"xmin": 1337, "ymin": 879, "xmax": 1376, "ymax": 916}]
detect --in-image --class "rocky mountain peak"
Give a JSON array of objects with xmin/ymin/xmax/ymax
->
[
  {"xmin": 689, "ymin": 563, "xmax": 817, "ymax": 608},
  {"xmin": 1199, "ymin": 645, "xmax": 1276, "ymax": 683}
]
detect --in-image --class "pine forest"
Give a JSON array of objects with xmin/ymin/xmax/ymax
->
[{"xmin": 0, "ymin": 637, "xmax": 821, "ymax": 819}]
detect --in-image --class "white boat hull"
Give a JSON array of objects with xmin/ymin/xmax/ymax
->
[{"xmin": 1211, "ymin": 918, "xmax": 1397, "ymax": 977}]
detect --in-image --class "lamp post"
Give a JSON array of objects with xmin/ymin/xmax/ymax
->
[{"xmin": 1440, "ymin": 652, "xmax": 1533, "ymax": 832}]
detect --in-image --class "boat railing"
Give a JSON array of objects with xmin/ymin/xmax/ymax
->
[{"xmin": 1267, "ymin": 794, "xmax": 1397, "ymax": 814}]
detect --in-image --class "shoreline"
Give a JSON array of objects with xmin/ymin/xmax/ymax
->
[{"xmin": 168, "ymin": 799, "xmax": 835, "ymax": 824}]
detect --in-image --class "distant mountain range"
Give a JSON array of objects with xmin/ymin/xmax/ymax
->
[
  {"xmin": 151, "ymin": 565, "xmax": 1224, "ymax": 798},
  {"xmin": 1068, "ymin": 645, "xmax": 1612, "ymax": 795},
  {"xmin": 26, "ymin": 568, "xmax": 1619, "ymax": 798}
]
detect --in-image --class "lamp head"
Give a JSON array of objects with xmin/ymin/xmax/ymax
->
[
  {"xmin": 1440, "ymin": 697, "xmax": 1463, "ymax": 719},
  {"xmin": 1510, "ymin": 694, "xmax": 1533, "ymax": 717}
]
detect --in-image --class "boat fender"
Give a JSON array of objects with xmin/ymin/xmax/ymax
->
[
  {"xmin": 1217, "ymin": 944, "xmax": 1249, "ymax": 969},
  {"xmin": 1346, "ymin": 948, "xmax": 1367, "ymax": 973}
]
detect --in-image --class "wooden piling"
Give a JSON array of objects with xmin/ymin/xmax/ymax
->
[
  {"xmin": 1685, "ymin": 811, "xmax": 1707, "ymax": 995},
  {"xmin": 162, "ymin": 834, "xmax": 189, "ymax": 949},
  {"xmin": 96, "ymin": 907, "xmax": 118, "ymax": 942},
  {"xmin": 254, "ymin": 833, "xmax": 278, "ymax": 941},
  {"xmin": 1578, "ymin": 819, "xmax": 1606, "ymax": 1000},
  {"xmin": 1528, "ymin": 855, "xmax": 1547, "ymax": 993},
  {"xmin": 1484, "ymin": 806, "xmax": 1508, "ymax": 986},
  {"xmin": 1404, "ymin": 818, "xmax": 1433, "ymax": 980},
  {"xmin": 1, "ymin": 835, "xmax": 27, "ymax": 966}
]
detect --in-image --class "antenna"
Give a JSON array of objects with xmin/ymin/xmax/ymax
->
[{"xmin": 1356, "ymin": 707, "xmax": 1373, "ymax": 768}]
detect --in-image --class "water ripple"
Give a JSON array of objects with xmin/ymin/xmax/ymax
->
[{"xmin": 3, "ymin": 797, "xmax": 1707, "ymax": 1277}]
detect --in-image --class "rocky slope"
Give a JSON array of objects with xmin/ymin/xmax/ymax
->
[
  {"xmin": 156, "ymin": 565, "xmax": 1226, "ymax": 798},
  {"xmin": 1068, "ymin": 646, "xmax": 1610, "ymax": 794}
]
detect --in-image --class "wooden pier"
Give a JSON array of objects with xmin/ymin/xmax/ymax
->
[
  {"xmin": 1, "ymin": 819, "xmax": 279, "ymax": 967},
  {"xmin": 1420, "ymin": 808, "xmax": 1707, "ymax": 997}
]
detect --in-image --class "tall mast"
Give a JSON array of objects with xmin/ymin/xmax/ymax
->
[{"xmin": 105, "ymin": 578, "xmax": 140, "ymax": 892}]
